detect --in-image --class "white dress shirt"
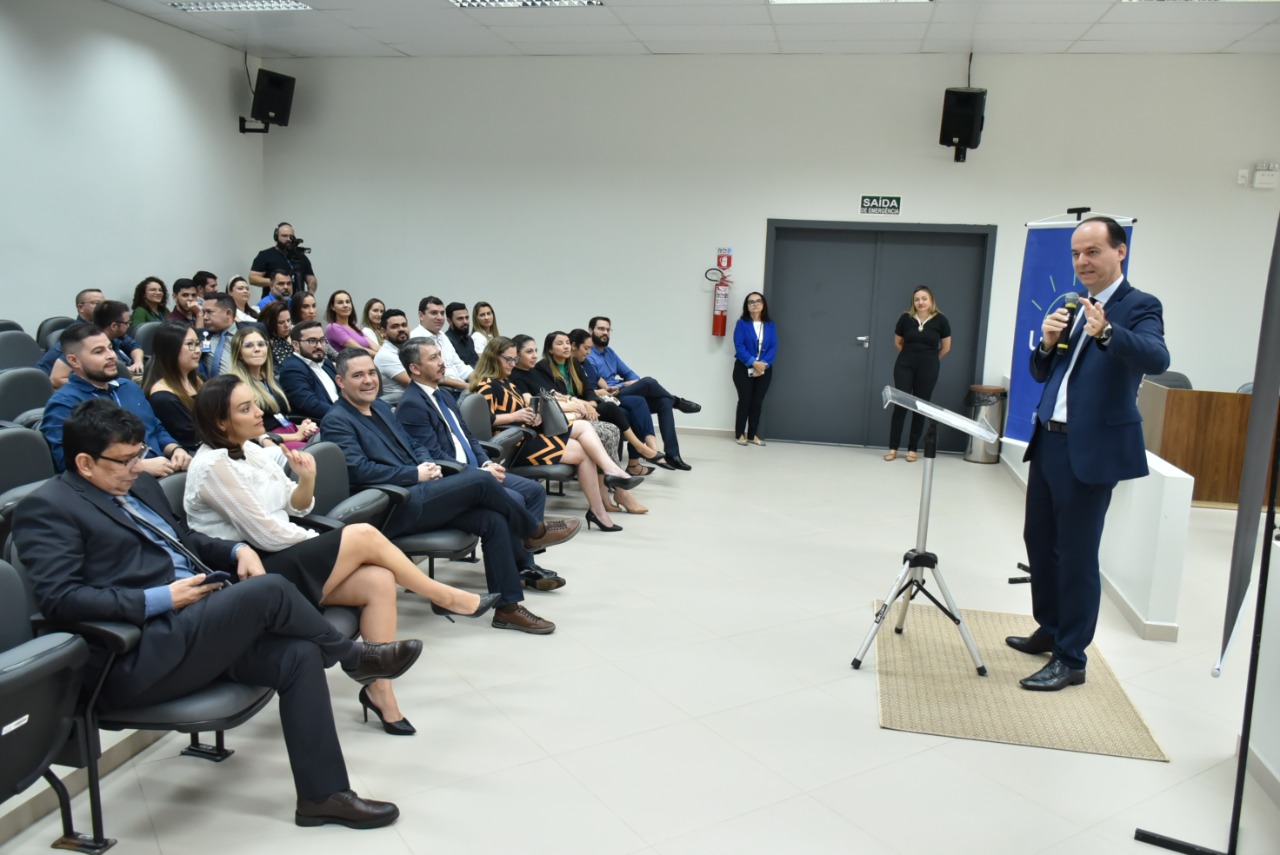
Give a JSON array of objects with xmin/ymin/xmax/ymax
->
[
  {"xmin": 185, "ymin": 442, "xmax": 315, "ymax": 553},
  {"xmin": 410, "ymin": 324, "xmax": 472, "ymax": 383},
  {"xmin": 305, "ymin": 356, "xmax": 339, "ymax": 402},
  {"xmin": 416, "ymin": 381, "xmax": 467, "ymax": 464},
  {"xmin": 1050, "ymin": 275, "xmax": 1122, "ymax": 423}
]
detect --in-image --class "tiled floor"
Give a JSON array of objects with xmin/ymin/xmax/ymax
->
[{"xmin": 6, "ymin": 435, "xmax": 1280, "ymax": 854}]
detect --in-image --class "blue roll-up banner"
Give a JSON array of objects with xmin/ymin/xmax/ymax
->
[{"xmin": 1006, "ymin": 218, "xmax": 1134, "ymax": 441}]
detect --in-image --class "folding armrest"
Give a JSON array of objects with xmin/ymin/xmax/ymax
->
[
  {"xmin": 368, "ymin": 483, "xmax": 411, "ymax": 504},
  {"xmin": 34, "ymin": 619, "xmax": 141, "ymax": 656},
  {"xmin": 324, "ymin": 489, "xmax": 391, "ymax": 525},
  {"xmin": 296, "ymin": 513, "xmax": 345, "ymax": 533},
  {"xmin": 436, "ymin": 460, "xmax": 466, "ymax": 476}
]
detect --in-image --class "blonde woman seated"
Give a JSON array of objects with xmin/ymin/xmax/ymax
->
[
  {"xmin": 185, "ymin": 375, "xmax": 499, "ymax": 735},
  {"xmin": 229, "ymin": 327, "xmax": 317, "ymax": 450},
  {"xmin": 470, "ymin": 336, "xmax": 643, "ymax": 533}
]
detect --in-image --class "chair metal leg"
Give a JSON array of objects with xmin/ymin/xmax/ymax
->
[
  {"xmin": 43, "ymin": 769, "xmax": 116, "ymax": 854},
  {"xmin": 180, "ymin": 730, "xmax": 234, "ymax": 762}
]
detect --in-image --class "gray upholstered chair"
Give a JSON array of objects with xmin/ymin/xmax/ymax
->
[
  {"xmin": 34, "ymin": 317, "xmax": 75, "ymax": 352},
  {"xmin": 131, "ymin": 321, "xmax": 162, "ymax": 356},
  {"xmin": 0, "ymin": 427, "xmax": 55, "ymax": 547},
  {"xmin": 0, "ymin": 319, "xmax": 23, "ymax": 334},
  {"xmin": 0, "ymin": 330, "xmax": 45, "ymax": 370},
  {"xmin": 457, "ymin": 391, "xmax": 575, "ymax": 496},
  {"xmin": 0, "ymin": 367, "xmax": 53, "ymax": 426}
]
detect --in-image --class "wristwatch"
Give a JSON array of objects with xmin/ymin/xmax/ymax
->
[{"xmin": 1098, "ymin": 322, "xmax": 1113, "ymax": 346}]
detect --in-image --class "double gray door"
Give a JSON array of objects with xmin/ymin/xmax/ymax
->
[{"xmin": 762, "ymin": 221, "xmax": 995, "ymax": 453}]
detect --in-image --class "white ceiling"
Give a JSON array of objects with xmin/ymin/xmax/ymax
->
[{"xmin": 101, "ymin": 0, "xmax": 1280, "ymax": 58}]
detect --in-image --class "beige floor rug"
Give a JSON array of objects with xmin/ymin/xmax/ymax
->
[{"xmin": 873, "ymin": 601, "xmax": 1169, "ymax": 762}]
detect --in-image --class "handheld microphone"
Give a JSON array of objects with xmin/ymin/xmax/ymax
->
[{"xmin": 1056, "ymin": 292, "xmax": 1080, "ymax": 352}]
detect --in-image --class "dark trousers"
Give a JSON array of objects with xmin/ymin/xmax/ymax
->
[
  {"xmin": 104, "ymin": 575, "xmax": 353, "ymax": 801},
  {"xmin": 593, "ymin": 401, "xmax": 635, "ymax": 457},
  {"xmin": 731, "ymin": 361, "xmax": 772, "ymax": 438},
  {"xmin": 618, "ymin": 376, "xmax": 679, "ymax": 457},
  {"xmin": 386, "ymin": 469, "xmax": 535, "ymax": 605},
  {"xmin": 502, "ymin": 471, "xmax": 546, "ymax": 570},
  {"xmin": 888, "ymin": 351, "xmax": 941, "ymax": 451},
  {"xmin": 1022, "ymin": 427, "xmax": 1115, "ymax": 670}
]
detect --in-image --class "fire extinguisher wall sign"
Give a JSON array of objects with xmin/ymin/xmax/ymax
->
[{"xmin": 710, "ymin": 247, "xmax": 732, "ymax": 337}]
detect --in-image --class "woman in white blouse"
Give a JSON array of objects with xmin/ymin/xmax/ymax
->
[{"xmin": 185, "ymin": 375, "xmax": 499, "ymax": 735}]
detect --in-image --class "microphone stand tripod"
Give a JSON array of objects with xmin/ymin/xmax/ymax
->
[{"xmin": 852, "ymin": 424, "xmax": 988, "ymax": 676}]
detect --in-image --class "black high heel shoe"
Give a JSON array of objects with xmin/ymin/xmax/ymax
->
[
  {"xmin": 585, "ymin": 510, "xmax": 623, "ymax": 532},
  {"xmin": 431, "ymin": 591, "xmax": 501, "ymax": 624},
  {"xmin": 603, "ymin": 474, "xmax": 643, "ymax": 491},
  {"xmin": 638, "ymin": 448, "xmax": 665, "ymax": 464},
  {"xmin": 358, "ymin": 686, "xmax": 416, "ymax": 735}
]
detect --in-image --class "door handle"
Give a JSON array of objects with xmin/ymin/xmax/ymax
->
[{"xmin": 856, "ymin": 336, "xmax": 870, "ymax": 348}]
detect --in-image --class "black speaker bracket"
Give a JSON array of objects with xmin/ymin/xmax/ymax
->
[{"xmin": 238, "ymin": 117, "xmax": 269, "ymax": 135}]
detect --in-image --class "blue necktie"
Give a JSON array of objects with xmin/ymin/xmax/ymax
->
[
  {"xmin": 437, "ymin": 395, "xmax": 478, "ymax": 468},
  {"xmin": 1036, "ymin": 316, "xmax": 1086, "ymax": 425},
  {"xmin": 113, "ymin": 495, "xmax": 204, "ymax": 577},
  {"xmin": 211, "ymin": 332, "xmax": 228, "ymax": 377}
]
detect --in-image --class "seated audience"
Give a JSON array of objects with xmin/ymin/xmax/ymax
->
[
  {"xmin": 130, "ymin": 276, "xmax": 168, "ymax": 328},
  {"xmin": 227, "ymin": 275, "xmax": 259, "ymax": 323},
  {"xmin": 186, "ymin": 375, "xmax": 497, "ymax": 734},
  {"xmin": 291, "ymin": 291, "xmax": 339, "ymax": 360},
  {"xmin": 409, "ymin": 296, "xmax": 470, "ymax": 392},
  {"xmin": 193, "ymin": 270, "xmax": 219, "ymax": 299},
  {"xmin": 259, "ymin": 300, "xmax": 295, "ymax": 367},
  {"xmin": 41, "ymin": 324, "xmax": 191, "ymax": 475},
  {"xmin": 322, "ymin": 350, "xmax": 561, "ymax": 634},
  {"xmin": 73, "ymin": 288, "xmax": 104, "ymax": 325},
  {"xmin": 395, "ymin": 337, "xmax": 575, "ymax": 590},
  {"xmin": 45, "ymin": 300, "xmax": 145, "ymax": 389},
  {"xmin": 257, "ymin": 270, "xmax": 294, "ymax": 311},
  {"xmin": 360, "ymin": 298, "xmax": 386, "ymax": 348},
  {"xmin": 325, "ymin": 290, "xmax": 378, "ymax": 355},
  {"xmin": 229, "ymin": 327, "xmax": 317, "ymax": 449},
  {"xmin": 471, "ymin": 301, "xmax": 499, "ymax": 354},
  {"xmin": 585, "ymin": 315, "xmax": 699, "ymax": 471},
  {"xmin": 471, "ymin": 337, "xmax": 643, "ymax": 533},
  {"xmin": 167, "ymin": 279, "xmax": 203, "ymax": 329},
  {"xmin": 445, "ymin": 302, "xmax": 479, "ymax": 367},
  {"xmin": 199, "ymin": 294, "xmax": 239, "ymax": 378},
  {"xmin": 15, "ymin": 397, "xmax": 417, "ymax": 829},
  {"xmin": 373, "ymin": 309, "xmax": 411, "ymax": 404},
  {"xmin": 278, "ymin": 320, "xmax": 340, "ymax": 421},
  {"xmin": 569, "ymin": 327, "xmax": 658, "ymax": 476},
  {"xmin": 143, "ymin": 322, "xmax": 203, "ymax": 454}
]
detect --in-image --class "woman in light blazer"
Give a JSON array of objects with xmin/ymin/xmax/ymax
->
[{"xmin": 732, "ymin": 291, "xmax": 777, "ymax": 446}]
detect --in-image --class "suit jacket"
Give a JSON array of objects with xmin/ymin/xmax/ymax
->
[
  {"xmin": 1025, "ymin": 279, "xmax": 1169, "ymax": 484},
  {"xmin": 12, "ymin": 471, "xmax": 237, "ymax": 627},
  {"xmin": 733, "ymin": 318, "xmax": 778, "ymax": 367},
  {"xmin": 395, "ymin": 382, "xmax": 488, "ymax": 467},
  {"xmin": 321, "ymin": 397, "xmax": 427, "ymax": 489},
  {"xmin": 278, "ymin": 354, "xmax": 339, "ymax": 421}
]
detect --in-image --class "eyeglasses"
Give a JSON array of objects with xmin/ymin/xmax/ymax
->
[
  {"xmin": 500, "ymin": 355, "xmax": 517, "ymax": 365},
  {"xmin": 96, "ymin": 448, "xmax": 147, "ymax": 467},
  {"xmin": 183, "ymin": 341, "xmax": 201, "ymax": 351},
  {"xmin": 241, "ymin": 342, "xmax": 269, "ymax": 350},
  {"xmin": 747, "ymin": 299, "xmax": 763, "ymax": 305},
  {"xmin": 299, "ymin": 337, "xmax": 326, "ymax": 345}
]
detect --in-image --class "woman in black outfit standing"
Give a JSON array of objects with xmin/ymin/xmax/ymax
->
[{"xmin": 886, "ymin": 285, "xmax": 951, "ymax": 462}]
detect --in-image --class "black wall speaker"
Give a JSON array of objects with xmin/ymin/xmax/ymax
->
[
  {"xmin": 939, "ymin": 87, "xmax": 986, "ymax": 150},
  {"xmin": 250, "ymin": 69, "xmax": 296, "ymax": 127}
]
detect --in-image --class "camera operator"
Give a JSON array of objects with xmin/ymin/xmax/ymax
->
[{"xmin": 250, "ymin": 221, "xmax": 317, "ymax": 296}]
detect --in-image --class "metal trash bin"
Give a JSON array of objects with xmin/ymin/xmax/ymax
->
[{"xmin": 963, "ymin": 385, "xmax": 1006, "ymax": 464}]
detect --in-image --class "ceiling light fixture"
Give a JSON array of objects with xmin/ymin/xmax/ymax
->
[
  {"xmin": 169, "ymin": 1, "xmax": 313, "ymax": 11},
  {"xmin": 449, "ymin": 1, "xmax": 603, "ymax": 8}
]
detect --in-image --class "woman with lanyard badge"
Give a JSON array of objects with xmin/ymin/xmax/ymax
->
[{"xmin": 732, "ymin": 292, "xmax": 777, "ymax": 447}]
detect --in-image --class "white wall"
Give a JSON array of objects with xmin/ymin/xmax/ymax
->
[
  {"xmin": 0, "ymin": 0, "xmax": 265, "ymax": 331},
  {"xmin": 261, "ymin": 53, "xmax": 1280, "ymax": 429}
]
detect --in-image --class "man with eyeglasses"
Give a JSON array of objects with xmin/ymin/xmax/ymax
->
[
  {"xmin": 40, "ymin": 324, "xmax": 191, "ymax": 476},
  {"xmin": 279, "ymin": 320, "xmax": 340, "ymax": 421},
  {"xmin": 15, "ymin": 398, "xmax": 416, "ymax": 829},
  {"xmin": 43, "ymin": 300, "xmax": 145, "ymax": 390}
]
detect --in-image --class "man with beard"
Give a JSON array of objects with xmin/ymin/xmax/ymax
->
[
  {"xmin": 373, "ymin": 309, "xmax": 412, "ymax": 404},
  {"xmin": 445, "ymin": 302, "xmax": 479, "ymax": 367},
  {"xmin": 584, "ymin": 315, "xmax": 700, "ymax": 471},
  {"xmin": 193, "ymin": 270, "xmax": 219, "ymax": 299},
  {"xmin": 409, "ymin": 297, "xmax": 470, "ymax": 393},
  {"xmin": 278, "ymin": 320, "xmax": 340, "ymax": 421},
  {"xmin": 256, "ymin": 270, "xmax": 294, "ymax": 311},
  {"xmin": 41, "ymin": 324, "xmax": 192, "ymax": 475},
  {"xmin": 168, "ymin": 279, "xmax": 204, "ymax": 330},
  {"xmin": 250, "ymin": 221, "xmax": 317, "ymax": 295}
]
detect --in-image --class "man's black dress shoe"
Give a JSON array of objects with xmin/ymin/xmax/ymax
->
[
  {"xmin": 1005, "ymin": 634, "xmax": 1054, "ymax": 655},
  {"xmin": 666, "ymin": 455, "xmax": 692, "ymax": 471},
  {"xmin": 343, "ymin": 640, "xmax": 423, "ymax": 685},
  {"xmin": 520, "ymin": 565, "xmax": 567, "ymax": 591},
  {"xmin": 674, "ymin": 397, "xmax": 701, "ymax": 414},
  {"xmin": 296, "ymin": 790, "xmax": 400, "ymax": 828},
  {"xmin": 1019, "ymin": 658, "xmax": 1086, "ymax": 692}
]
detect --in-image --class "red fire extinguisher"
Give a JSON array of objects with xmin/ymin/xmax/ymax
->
[{"xmin": 707, "ymin": 268, "xmax": 732, "ymax": 337}]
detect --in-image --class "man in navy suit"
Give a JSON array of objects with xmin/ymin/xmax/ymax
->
[
  {"xmin": 1010, "ymin": 217, "xmax": 1170, "ymax": 691},
  {"xmin": 394, "ymin": 337, "xmax": 578, "ymax": 591},
  {"xmin": 321, "ymin": 350, "xmax": 559, "ymax": 634},
  {"xmin": 278, "ymin": 320, "xmax": 340, "ymax": 421}
]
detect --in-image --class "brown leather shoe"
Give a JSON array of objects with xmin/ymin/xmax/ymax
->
[
  {"xmin": 296, "ymin": 790, "xmax": 399, "ymax": 829},
  {"xmin": 492, "ymin": 603, "xmax": 556, "ymax": 635},
  {"xmin": 342, "ymin": 640, "xmax": 423, "ymax": 685},
  {"xmin": 524, "ymin": 517, "xmax": 580, "ymax": 551}
]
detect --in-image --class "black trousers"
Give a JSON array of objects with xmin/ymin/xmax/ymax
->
[
  {"xmin": 732, "ymin": 361, "xmax": 772, "ymax": 439},
  {"xmin": 888, "ymin": 351, "xmax": 940, "ymax": 451},
  {"xmin": 104, "ymin": 574, "xmax": 354, "ymax": 801}
]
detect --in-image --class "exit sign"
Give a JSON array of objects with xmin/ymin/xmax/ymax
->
[{"xmin": 861, "ymin": 195, "xmax": 901, "ymax": 215}]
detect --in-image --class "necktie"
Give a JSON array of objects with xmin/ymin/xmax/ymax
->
[
  {"xmin": 113, "ymin": 495, "xmax": 212, "ymax": 576},
  {"xmin": 1035, "ymin": 314, "xmax": 1086, "ymax": 425},
  {"xmin": 211, "ymin": 332, "xmax": 227, "ymax": 376},
  {"xmin": 436, "ymin": 395, "xmax": 478, "ymax": 468}
]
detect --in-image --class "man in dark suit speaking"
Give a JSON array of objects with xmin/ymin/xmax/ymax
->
[
  {"xmin": 1009, "ymin": 216, "xmax": 1170, "ymax": 691},
  {"xmin": 13, "ymin": 398, "xmax": 421, "ymax": 827}
]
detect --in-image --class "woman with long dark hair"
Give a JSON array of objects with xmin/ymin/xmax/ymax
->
[
  {"xmin": 259, "ymin": 300, "xmax": 294, "ymax": 367},
  {"xmin": 226, "ymin": 275, "xmax": 258, "ymax": 323},
  {"xmin": 886, "ymin": 285, "xmax": 951, "ymax": 462},
  {"xmin": 732, "ymin": 291, "xmax": 777, "ymax": 447},
  {"xmin": 130, "ymin": 276, "xmax": 168, "ymax": 328},
  {"xmin": 186, "ymin": 375, "xmax": 499, "ymax": 734},
  {"xmin": 291, "ymin": 292, "xmax": 339, "ymax": 360},
  {"xmin": 361, "ymin": 298, "xmax": 386, "ymax": 347},
  {"xmin": 325, "ymin": 290, "xmax": 378, "ymax": 355},
  {"xmin": 143, "ymin": 322, "xmax": 203, "ymax": 453}
]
